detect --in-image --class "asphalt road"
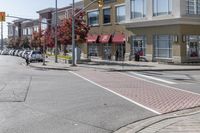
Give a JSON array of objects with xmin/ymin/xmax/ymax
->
[{"xmin": 0, "ymin": 55, "xmax": 155, "ymax": 133}]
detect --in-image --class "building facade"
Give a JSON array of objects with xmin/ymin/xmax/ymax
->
[
  {"xmin": 84, "ymin": 0, "xmax": 200, "ymax": 63},
  {"xmin": 84, "ymin": 0, "xmax": 130, "ymax": 61}
]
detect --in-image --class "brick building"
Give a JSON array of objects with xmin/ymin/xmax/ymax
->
[{"xmin": 83, "ymin": 0, "xmax": 200, "ymax": 63}]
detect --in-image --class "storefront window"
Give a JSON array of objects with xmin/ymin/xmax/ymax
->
[
  {"xmin": 186, "ymin": 35, "xmax": 200, "ymax": 58},
  {"xmin": 131, "ymin": 36, "xmax": 146, "ymax": 56},
  {"xmin": 153, "ymin": 35, "xmax": 172, "ymax": 58},
  {"xmin": 103, "ymin": 44, "xmax": 112, "ymax": 60},
  {"xmin": 88, "ymin": 44, "xmax": 99, "ymax": 57}
]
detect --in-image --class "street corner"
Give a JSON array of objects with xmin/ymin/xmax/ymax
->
[{"xmin": 114, "ymin": 106, "xmax": 200, "ymax": 133}]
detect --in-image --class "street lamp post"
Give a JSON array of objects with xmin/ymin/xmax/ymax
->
[
  {"xmin": 55, "ymin": 0, "xmax": 58, "ymax": 63},
  {"xmin": 71, "ymin": 0, "xmax": 76, "ymax": 66}
]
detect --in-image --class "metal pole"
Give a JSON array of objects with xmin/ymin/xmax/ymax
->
[
  {"xmin": 72, "ymin": 0, "xmax": 76, "ymax": 66},
  {"xmin": 1, "ymin": 22, "xmax": 3, "ymax": 50},
  {"xmin": 55, "ymin": 0, "xmax": 58, "ymax": 63},
  {"xmin": 43, "ymin": 40, "xmax": 46, "ymax": 65}
]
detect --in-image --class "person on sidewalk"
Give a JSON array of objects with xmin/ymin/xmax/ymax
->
[{"xmin": 25, "ymin": 58, "xmax": 30, "ymax": 66}]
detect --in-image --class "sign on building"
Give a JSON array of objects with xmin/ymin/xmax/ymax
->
[{"xmin": 0, "ymin": 12, "xmax": 5, "ymax": 21}]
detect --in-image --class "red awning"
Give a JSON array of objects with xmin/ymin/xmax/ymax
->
[
  {"xmin": 112, "ymin": 34, "xmax": 126, "ymax": 44},
  {"xmin": 99, "ymin": 34, "xmax": 111, "ymax": 43},
  {"xmin": 87, "ymin": 35, "xmax": 98, "ymax": 43}
]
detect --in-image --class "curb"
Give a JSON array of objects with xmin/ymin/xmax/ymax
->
[
  {"xmin": 78, "ymin": 65, "xmax": 200, "ymax": 72},
  {"xmin": 114, "ymin": 106, "xmax": 200, "ymax": 133},
  {"xmin": 29, "ymin": 64, "xmax": 73, "ymax": 71}
]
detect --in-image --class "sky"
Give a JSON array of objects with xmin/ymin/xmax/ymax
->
[{"xmin": 0, "ymin": 0, "xmax": 78, "ymax": 38}]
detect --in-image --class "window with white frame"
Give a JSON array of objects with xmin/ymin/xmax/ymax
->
[
  {"xmin": 34, "ymin": 26, "xmax": 39, "ymax": 32},
  {"xmin": 27, "ymin": 27, "xmax": 32, "ymax": 35},
  {"xmin": 23, "ymin": 28, "xmax": 27, "ymax": 35},
  {"xmin": 153, "ymin": 35, "xmax": 173, "ymax": 58},
  {"xmin": 116, "ymin": 5, "xmax": 125, "ymax": 22},
  {"xmin": 131, "ymin": 35, "xmax": 146, "ymax": 56},
  {"xmin": 131, "ymin": 0, "xmax": 146, "ymax": 18},
  {"xmin": 41, "ymin": 18, "xmax": 47, "ymax": 30},
  {"xmin": 186, "ymin": 35, "xmax": 200, "ymax": 58},
  {"xmin": 103, "ymin": 8, "xmax": 111, "ymax": 24},
  {"xmin": 15, "ymin": 27, "xmax": 19, "ymax": 37},
  {"xmin": 187, "ymin": 0, "xmax": 200, "ymax": 15},
  {"xmin": 153, "ymin": 0, "xmax": 172, "ymax": 16},
  {"xmin": 87, "ymin": 10, "xmax": 99, "ymax": 26}
]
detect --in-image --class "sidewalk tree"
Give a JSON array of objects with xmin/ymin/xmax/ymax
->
[
  {"xmin": 20, "ymin": 37, "xmax": 31, "ymax": 49},
  {"xmin": 31, "ymin": 31, "xmax": 44, "ymax": 49},
  {"xmin": 44, "ymin": 27, "xmax": 55, "ymax": 54},
  {"xmin": 57, "ymin": 10, "xmax": 90, "ymax": 55}
]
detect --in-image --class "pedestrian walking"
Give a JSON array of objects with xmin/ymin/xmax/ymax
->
[{"xmin": 25, "ymin": 58, "xmax": 30, "ymax": 66}]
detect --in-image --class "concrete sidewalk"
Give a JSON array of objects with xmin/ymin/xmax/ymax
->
[
  {"xmin": 115, "ymin": 107, "xmax": 200, "ymax": 133},
  {"xmin": 29, "ymin": 57, "xmax": 200, "ymax": 71}
]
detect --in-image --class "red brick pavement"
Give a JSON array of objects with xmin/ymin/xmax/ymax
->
[{"xmin": 73, "ymin": 68, "xmax": 200, "ymax": 114}]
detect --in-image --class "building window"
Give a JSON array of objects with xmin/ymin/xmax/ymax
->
[
  {"xmin": 116, "ymin": 5, "xmax": 125, "ymax": 22},
  {"xmin": 153, "ymin": 35, "xmax": 173, "ymax": 58},
  {"xmin": 41, "ymin": 18, "xmax": 47, "ymax": 30},
  {"xmin": 131, "ymin": 0, "xmax": 146, "ymax": 18},
  {"xmin": 27, "ymin": 27, "xmax": 32, "ymax": 35},
  {"xmin": 186, "ymin": 35, "xmax": 200, "ymax": 58},
  {"xmin": 153, "ymin": 0, "xmax": 172, "ymax": 16},
  {"xmin": 34, "ymin": 26, "xmax": 39, "ymax": 32},
  {"xmin": 23, "ymin": 28, "xmax": 27, "ymax": 35},
  {"xmin": 131, "ymin": 35, "xmax": 146, "ymax": 56},
  {"xmin": 104, "ymin": 0, "xmax": 116, "ymax": 4},
  {"xmin": 103, "ymin": 8, "xmax": 111, "ymax": 24},
  {"xmin": 88, "ymin": 44, "xmax": 99, "ymax": 57},
  {"xmin": 15, "ymin": 27, "xmax": 19, "ymax": 37},
  {"xmin": 187, "ymin": 0, "xmax": 200, "ymax": 15},
  {"xmin": 87, "ymin": 10, "xmax": 99, "ymax": 26}
]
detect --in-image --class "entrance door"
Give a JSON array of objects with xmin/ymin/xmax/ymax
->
[
  {"xmin": 115, "ymin": 44, "xmax": 125, "ymax": 61},
  {"xmin": 186, "ymin": 35, "xmax": 200, "ymax": 58}
]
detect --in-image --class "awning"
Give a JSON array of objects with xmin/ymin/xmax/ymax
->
[
  {"xmin": 87, "ymin": 34, "xmax": 98, "ymax": 43},
  {"xmin": 112, "ymin": 34, "xmax": 126, "ymax": 44},
  {"xmin": 99, "ymin": 34, "xmax": 111, "ymax": 44}
]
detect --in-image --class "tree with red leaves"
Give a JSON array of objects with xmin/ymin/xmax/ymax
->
[
  {"xmin": 57, "ymin": 10, "xmax": 90, "ymax": 46},
  {"xmin": 31, "ymin": 31, "xmax": 43, "ymax": 49},
  {"xmin": 44, "ymin": 28, "xmax": 54, "ymax": 48}
]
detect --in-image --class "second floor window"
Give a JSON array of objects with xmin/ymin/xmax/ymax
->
[
  {"xmin": 116, "ymin": 5, "xmax": 125, "ymax": 22},
  {"xmin": 87, "ymin": 10, "xmax": 99, "ymax": 26},
  {"xmin": 187, "ymin": 0, "xmax": 200, "ymax": 15},
  {"xmin": 153, "ymin": 0, "xmax": 172, "ymax": 16},
  {"xmin": 103, "ymin": 8, "xmax": 111, "ymax": 24},
  {"xmin": 131, "ymin": 0, "xmax": 146, "ymax": 18}
]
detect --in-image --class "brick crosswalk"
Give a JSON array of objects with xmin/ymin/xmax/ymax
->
[{"xmin": 73, "ymin": 68, "xmax": 200, "ymax": 114}]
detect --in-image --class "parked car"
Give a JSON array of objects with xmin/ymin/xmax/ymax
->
[{"xmin": 28, "ymin": 50, "xmax": 43, "ymax": 62}]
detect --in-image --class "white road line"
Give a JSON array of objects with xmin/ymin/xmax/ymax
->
[
  {"xmin": 132, "ymin": 72, "xmax": 176, "ymax": 84},
  {"xmin": 69, "ymin": 71, "xmax": 161, "ymax": 115},
  {"xmin": 122, "ymin": 72, "xmax": 200, "ymax": 97}
]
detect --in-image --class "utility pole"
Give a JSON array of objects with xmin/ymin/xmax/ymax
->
[
  {"xmin": 55, "ymin": 0, "xmax": 58, "ymax": 63},
  {"xmin": 1, "ymin": 22, "xmax": 3, "ymax": 50}
]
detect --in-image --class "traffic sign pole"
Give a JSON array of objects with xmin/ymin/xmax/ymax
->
[{"xmin": 1, "ymin": 21, "xmax": 3, "ymax": 50}]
